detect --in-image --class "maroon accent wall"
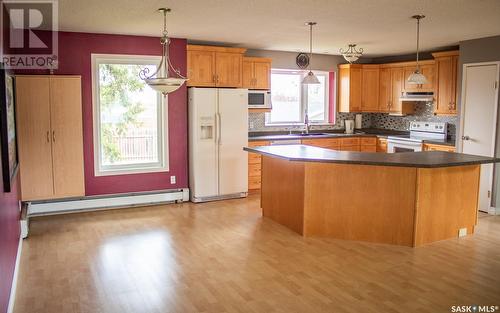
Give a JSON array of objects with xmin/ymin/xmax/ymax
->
[
  {"xmin": 0, "ymin": 172, "xmax": 20, "ymax": 313},
  {"xmin": 17, "ymin": 32, "xmax": 189, "ymax": 195}
]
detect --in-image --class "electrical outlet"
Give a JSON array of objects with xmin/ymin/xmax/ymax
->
[
  {"xmin": 249, "ymin": 121, "xmax": 254, "ymax": 129},
  {"xmin": 170, "ymin": 176, "xmax": 176, "ymax": 184},
  {"xmin": 458, "ymin": 228, "xmax": 467, "ymax": 237}
]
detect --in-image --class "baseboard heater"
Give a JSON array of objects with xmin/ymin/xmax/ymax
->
[{"xmin": 26, "ymin": 188, "xmax": 189, "ymax": 217}]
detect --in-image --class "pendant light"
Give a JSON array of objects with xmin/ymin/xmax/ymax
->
[
  {"xmin": 407, "ymin": 15, "xmax": 428, "ymax": 85},
  {"xmin": 139, "ymin": 8, "xmax": 187, "ymax": 95},
  {"xmin": 339, "ymin": 44, "xmax": 364, "ymax": 63},
  {"xmin": 302, "ymin": 22, "xmax": 320, "ymax": 85}
]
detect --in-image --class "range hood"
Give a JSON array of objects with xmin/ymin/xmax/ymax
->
[{"xmin": 399, "ymin": 92, "xmax": 434, "ymax": 102}]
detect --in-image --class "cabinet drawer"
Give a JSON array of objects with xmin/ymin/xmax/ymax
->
[
  {"xmin": 248, "ymin": 140, "xmax": 270, "ymax": 147},
  {"xmin": 423, "ymin": 143, "xmax": 455, "ymax": 152},
  {"xmin": 302, "ymin": 138, "xmax": 340, "ymax": 148},
  {"xmin": 248, "ymin": 175, "xmax": 262, "ymax": 190},
  {"xmin": 360, "ymin": 145, "xmax": 377, "ymax": 152},
  {"xmin": 340, "ymin": 145, "xmax": 360, "ymax": 152},
  {"xmin": 360, "ymin": 137, "xmax": 377, "ymax": 145},
  {"xmin": 340, "ymin": 137, "xmax": 360, "ymax": 146},
  {"xmin": 248, "ymin": 164, "xmax": 261, "ymax": 177},
  {"xmin": 248, "ymin": 153, "xmax": 262, "ymax": 165}
]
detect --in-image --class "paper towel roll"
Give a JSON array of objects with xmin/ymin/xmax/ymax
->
[{"xmin": 355, "ymin": 114, "xmax": 362, "ymax": 129}]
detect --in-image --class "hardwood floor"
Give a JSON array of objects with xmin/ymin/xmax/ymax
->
[{"xmin": 14, "ymin": 195, "xmax": 500, "ymax": 313}]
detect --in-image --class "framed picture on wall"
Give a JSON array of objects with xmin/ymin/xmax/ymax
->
[{"xmin": 0, "ymin": 64, "xmax": 19, "ymax": 192}]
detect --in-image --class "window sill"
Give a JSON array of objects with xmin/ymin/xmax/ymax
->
[{"xmin": 95, "ymin": 165, "xmax": 169, "ymax": 177}]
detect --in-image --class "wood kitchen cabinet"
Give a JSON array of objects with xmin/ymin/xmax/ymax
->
[
  {"xmin": 423, "ymin": 143, "xmax": 455, "ymax": 152},
  {"xmin": 378, "ymin": 68, "xmax": 392, "ymax": 113},
  {"xmin": 377, "ymin": 138, "xmax": 388, "ymax": 152},
  {"xmin": 302, "ymin": 138, "xmax": 340, "ymax": 150},
  {"xmin": 360, "ymin": 137, "xmax": 377, "ymax": 152},
  {"xmin": 338, "ymin": 64, "xmax": 362, "ymax": 112},
  {"xmin": 432, "ymin": 51, "xmax": 459, "ymax": 115},
  {"xmin": 15, "ymin": 75, "xmax": 85, "ymax": 201},
  {"xmin": 361, "ymin": 65, "xmax": 380, "ymax": 112},
  {"xmin": 242, "ymin": 57, "xmax": 271, "ymax": 89},
  {"xmin": 302, "ymin": 136, "xmax": 377, "ymax": 152},
  {"xmin": 378, "ymin": 66, "xmax": 414, "ymax": 115},
  {"xmin": 187, "ymin": 45, "xmax": 246, "ymax": 88},
  {"xmin": 248, "ymin": 140, "xmax": 270, "ymax": 190}
]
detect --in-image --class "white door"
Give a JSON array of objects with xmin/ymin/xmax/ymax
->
[
  {"xmin": 217, "ymin": 89, "xmax": 248, "ymax": 195},
  {"xmin": 460, "ymin": 63, "xmax": 499, "ymax": 212},
  {"xmin": 188, "ymin": 88, "xmax": 218, "ymax": 199}
]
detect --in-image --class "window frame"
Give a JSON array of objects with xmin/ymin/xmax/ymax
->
[
  {"xmin": 265, "ymin": 69, "xmax": 331, "ymax": 126},
  {"xmin": 91, "ymin": 54, "xmax": 169, "ymax": 177}
]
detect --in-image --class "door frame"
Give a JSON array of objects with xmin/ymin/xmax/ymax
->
[{"xmin": 458, "ymin": 61, "xmax": 500, "ymax": 213}]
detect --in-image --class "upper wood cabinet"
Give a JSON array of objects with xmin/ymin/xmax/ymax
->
[
  {"xmin": 242, "ymin": 57, "xmax": 271, "ymax": 89},
  {"xmin": 389, "ymin": 67, "xmax": 405, "ymax": 114},
  {"xmin": 186, "ymin": 50, "xmax": 216, "ymax": 87},
  {"xmin": 187, "ymin": 45, "xmax": 246, "ymax": 88},
  {"xmin": 338, "ymin": 64, "xmax": 362, "ymax": 112},
  {"xmin": 361, "ymin": 65, "xmax": 380, "ymax": 112},
  {"xmin": 378, "ymin": 66, "xmax": 414, "ymax": 115},
  {"xmin": 432, "ymin": 51, "xmax": 459, "ymax": 115},
  {"xmin": 379, "ymin": 68, "xmax": 392, "ymax": 113},
  {"xmin": 15, "ymin": 75, "xmax": 85, "ymax": 201},
  {"xmin": 403, "ymin": 62, "xmax": 435, "ymax": 92}
]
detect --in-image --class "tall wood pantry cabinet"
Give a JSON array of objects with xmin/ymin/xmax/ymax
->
[{"xmin": 15, "ymin": 75, "xmax": 85, "ymax": 201}]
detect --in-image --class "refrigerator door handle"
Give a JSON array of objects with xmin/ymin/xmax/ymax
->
[{"xmin": 217, "ymin": 113, "xmax": 222, "ymax": 145}]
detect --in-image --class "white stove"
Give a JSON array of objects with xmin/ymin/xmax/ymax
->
[{"xmin": 387, "ymin": 121, "xmax": 447, "ymax": 153}]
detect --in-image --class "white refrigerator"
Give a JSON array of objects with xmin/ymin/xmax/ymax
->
[{"xmin": 188, "ymin": 88, "xmax": 248, "ymax": 202}]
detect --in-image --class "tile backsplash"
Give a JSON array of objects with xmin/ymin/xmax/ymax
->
[
  {"xmin": 370, "ymin": 102, "xmax": 458, "ymax": 139},
  {"xmin": 248, "ymin": 112, "xmax": 371, "ymax": 132},
  {"xmin": 249, "ymin": 102, "xmax": 458, "ymax": 139}
]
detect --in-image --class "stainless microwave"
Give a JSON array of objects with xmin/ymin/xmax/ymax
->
[{"xmin": 248, "ymin": 90, "xmax": 272, "ymax": 109}]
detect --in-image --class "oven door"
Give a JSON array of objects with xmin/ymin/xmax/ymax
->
[
  {"xmin": 387, "ymin": 139, "xmax": 422, "ymax": 153},
  {"xmin": 248, "ymin": 91, "xmax": 271, "ymax": 109}
]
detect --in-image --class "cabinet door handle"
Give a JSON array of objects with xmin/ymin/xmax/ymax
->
[
  {"xmin": 46, "ymin": 131, "xmax": 50, "ymax": 143},
  {"xmin": 52, "ymin": 131, "xmax": 56, "ymax": 142},
  {"xmin": 212, "ymin": 74, "xmax": 216, "ymax": 83}
]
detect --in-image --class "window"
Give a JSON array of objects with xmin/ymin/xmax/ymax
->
[
  {"xmin": 92, "ymin": 54, "xmax": 168, "ymax": 176},
  {"xmin": 267, "ymin": 70, "xmax": 330, "ymax": 125}
]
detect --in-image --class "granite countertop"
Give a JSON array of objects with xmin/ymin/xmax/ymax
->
[
  {"xmin": 248, "ymin": 128, "xmax": 456, "ymax": 147},
  {"xmin": 244, "ymin": 144, "xmax": 497, "ymax": 168}
]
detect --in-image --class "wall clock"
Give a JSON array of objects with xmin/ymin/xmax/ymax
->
[{"xmin": 296, "ymin": 53, "xmax": 309, "ymax": 69}]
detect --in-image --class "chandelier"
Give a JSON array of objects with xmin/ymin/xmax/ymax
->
[
  {"xmin": 339, "ymin": 44, "xmax": 363, "ymax": 63},
  {"xmin": 407, "ymin": 15, "xmax": 428, "ymax": 84},
  {"xmin": 139, "ymin": 8, "xmax": 187, "ymax": 95}
]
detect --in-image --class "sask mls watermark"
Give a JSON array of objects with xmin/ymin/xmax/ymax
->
[{"xmin": 1, "ymin": 0, "xmax": 58, "ymax": 69}]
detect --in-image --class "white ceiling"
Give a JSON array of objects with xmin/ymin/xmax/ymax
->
[{"xmin": 58, "ymin": 0, "xmax": 500, "ymax": 56}]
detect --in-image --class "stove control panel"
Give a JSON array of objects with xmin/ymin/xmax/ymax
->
[{"xmin": 409, "ymin": 121, "xmax": 447, "ymax": 134}]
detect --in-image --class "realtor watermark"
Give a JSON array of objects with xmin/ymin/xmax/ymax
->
[
  {"xmin": 1, "ymin": 0, "xmax": 58, "ymax": 69},
  {"xmin": 451, "ymin": 305, "xmax": 499, "ymax": 312}
]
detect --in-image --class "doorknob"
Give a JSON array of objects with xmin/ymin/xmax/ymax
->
[{"xmin": 462, "ymin": 135, "xmax": 470, "ymax": 141}]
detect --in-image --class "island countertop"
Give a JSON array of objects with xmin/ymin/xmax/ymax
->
[{"xmin": 244, "ymin": 144, "xmax": 499, "ymax": 168}]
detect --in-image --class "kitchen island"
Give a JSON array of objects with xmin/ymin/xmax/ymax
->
[{"xmin": 244, "ymin": 144, "xmax": 499, "ymax": 247}]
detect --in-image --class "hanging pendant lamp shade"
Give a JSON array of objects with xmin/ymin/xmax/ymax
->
[
  {"xmin": 408, "ymin": 14, "xmax": 428, "ymax": 85},
  {"xmin": 139, "ymin": 8, "xmax": 187, "ymax": 95},
  {"xmin": 302, "ymin": 22, "xmax": 320, "ymax": 85}
]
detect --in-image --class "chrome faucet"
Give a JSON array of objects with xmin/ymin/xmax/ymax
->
[{"xmin": 304, "ymin": 111, "xmax": 311, "ymax": 134}]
